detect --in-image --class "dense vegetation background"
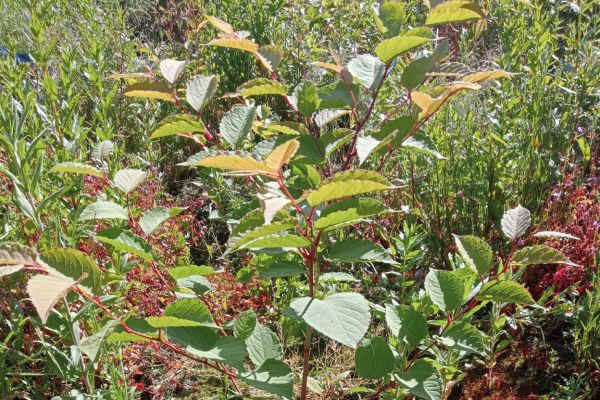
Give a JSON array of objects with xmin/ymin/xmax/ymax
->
[{"xmin": 0, "ymin": 0, "xmax": 598, "ymax": 399}]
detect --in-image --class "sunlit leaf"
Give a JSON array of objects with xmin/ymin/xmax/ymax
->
[
  {"xmin": 425, "ymin": 0, "xmax": 485, "ymax": 26},
  {"xmin": 475, "ymin": 280, "xmax": 534, "ymax": 304},
  {"xmin": 512, "ymin": 245, "xmax": 576, "ymax": 266},
  {"xmin": 288, "ymin": 292, "xmax": 370, "ymax": 348},
  {"xmin": 257, "ymin": 45, "xmax": 284, "ymax": 71},
  {"xmin": 500, "ymin": 205, "xmax": 531, "ymax": 240},
  {"xmin": 40, "ymin": 248, "xmax": 102, "ymax": 292},
  {"xmin": 306, "ymin": 169, "xmax": 392, "ymax": 206},
  {"xmin": 424, "ymin": 269, "xmax": 464, "ymax": 312},
  {"xmin": 264, "ymin": 139, "xmax": 300, "ymax": 171},
  {"xmin": 314, "ymin": 198, "xmax": 388, "ymax": 231},
  {"xmin": 79, "ymin": 201, "xmax": 128, "ymax": 221},
  {"xmin": 160, "ymin": 59, "xmax": 189, "ymax": 84},
  {"xmin": 220, "ymin": 105, "xmax": 256, "ymax": 147},
  {"xmin": 50, "ymin": 162, "xmax": 103, "ymax": 178},
  {"xmin": 180, "ymin": 150, "xmax": 277, "ymax": 176},
  {"xmin": 229, "ymin": 78, "xmax": 287, "ymax": 98},
  {"xmin": 186, "ymin": 75, "xmax": 218, "ymax": 111},
  {"xmin": 375, "ymin": 34, "xmax": 431, "ymax": 62},
  {"xmin": 123, "ymin": 81, "xmax": 174, "ymax": 102},
  {"xmin": 27, "ymin": 274, "xmax": 77, "ymax": 324},
  {"xmin": 150, "ymin": 115, "xmax": 205, "ymax": 140},
  {"xmin": 208, "ymin": 37, "xmax": 259, "ymax": 53},
  {"xmin": 328, "ymin": 239, "xmax": 396, "ymax": 264},
  {"xmin": 113, "ymin": 169, "xmax": 147, "ymax": 194},
  {"xmin": 453, "ymin": 235, "xmax": 493, "ymax": 275},
  {"xmin": 96, "ymin": 228, "xmax": 152, "ymax": 261},
  {"xmin": 347, "ymin": 54, "xmax": 386, "ymax": 91},
  {"xmin": 355, "ymin": 337, "xmax": 395, "ymax": 379}
]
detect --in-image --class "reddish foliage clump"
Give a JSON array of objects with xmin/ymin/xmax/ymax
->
[
  {"xmin": 525, "ymin": 172, "xmax": 599, "ymax": 299},
  {"xmin": 202, "ymin": 271, "xmax": 270, "ymax": 324}
]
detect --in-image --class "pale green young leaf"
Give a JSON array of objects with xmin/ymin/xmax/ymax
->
[{"xmin": 315, "ymin": 198, "xmax": 388, "ymax": 231}]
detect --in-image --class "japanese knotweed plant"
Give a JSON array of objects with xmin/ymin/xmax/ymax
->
[{"xmin": 0, "ymin": 2, "xmax": 577, "ymax": 399}]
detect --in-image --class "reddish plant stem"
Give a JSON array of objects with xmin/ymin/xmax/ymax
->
[
  {"xmin": 377, "ymin": 93, "xmax": 455, "ymax": 173},
  {"xmin": 341, "ymin": 62, "xmax": 391, "ymax": 171},
  {"xmin": 75, "ymin": 288, "xmax": 243, "ymax": 394}
]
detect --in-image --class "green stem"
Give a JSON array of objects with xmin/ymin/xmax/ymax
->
[{"xmin": 63, "ymin": 297, "xmax": 93, "ymax": 394}]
